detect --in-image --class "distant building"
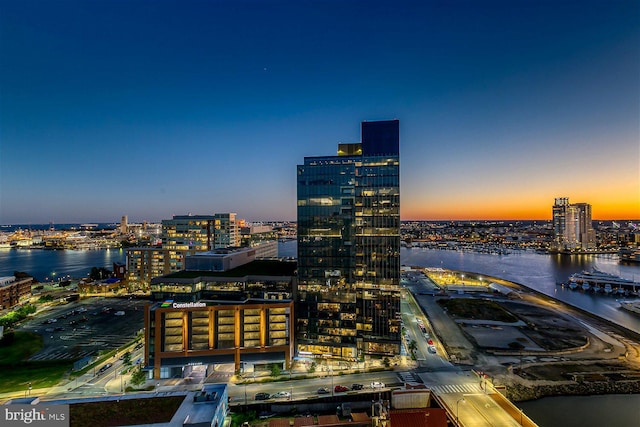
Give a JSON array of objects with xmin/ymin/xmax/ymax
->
[
  {"xmin": 213, "ymin": 213, "xmax": 241, "ymax": 248},
  {"xmin": 120, "ymin": 215, "xmax": 128, "ymax": 234},
  {"xmin": 127, "ymin": 241, "xmax": 278, "ymax": 287},
  {"xmin": 552, "ymin": 198, "xmax": 596, "ymax": 251},
  {"xmin": 149, "ymin": 249, "xmax": 296, "ymax": 303},
  {"xmin": 162, "ymin": 215, "xmax": 216, "ymax": 253},
  {"xmin": 0, "ymin": 276, "xmax": 33, "ymax": 310},
  {"xmin": 126, "ymin": 213, "xmax": 265, "ymax": 287},
  {"xmin": 296, "ymin": 119, "xmax": 401, "ymax": 360},
  {"xmin": 240, "ymin": 223, "xmax": 278, "ymax": 249}
]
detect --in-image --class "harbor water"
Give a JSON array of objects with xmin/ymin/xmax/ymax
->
[
  {"xmin": 0, "ymin": 247, "xmax": 126, "ymax": 282},
  {"xmin": 1, "ymin": 241, "xmax": 639, "ymax": 427},
  {"xmin": 516, "ymin": 394, "xmax": 640, "ymax": 427},
  {"xmin": 4, "ymin": 243, "xmax": 635, "ymax": 332}
]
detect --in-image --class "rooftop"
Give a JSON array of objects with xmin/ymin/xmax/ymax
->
[{"xmin": 162, "ymin": 259, "xmax": 297, "ymax": 279}]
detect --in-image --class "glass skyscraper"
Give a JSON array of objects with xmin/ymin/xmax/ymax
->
[
  {"xmin": 296, "ymin": 120, "xmax": 401, "ymax": 360},
  {"xmin": 552, "ymin": 197, "xmax": 596, "ymax": 252}
]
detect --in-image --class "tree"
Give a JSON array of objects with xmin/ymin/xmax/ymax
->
[
  {"xmin": 308, "ymin": 361, "xmax": 317, "ymax": 374},
  {"xmin": 129, "ymin": 367, "xmax": 147, "ymax": 387},
  {"xmin": 408, "ymin": 339, "xmax": 418, "ymax": 354},
  {"xmin": 270, "ymin": 364, "xmax": 281, "ymax": 377},
  {"xmin": 383, "ymin": 357, "xmax": 391, "ymax": 368},
  {"xmin": 123, "ymin": 351, "xmax": 132, "ymax": 366}
]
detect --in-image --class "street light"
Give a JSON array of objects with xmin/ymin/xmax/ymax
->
[
  {"xmin": 456, "ymin": 397, "xmax": 465, "ymax": 425},
  {"xmin": 330, "ymin": 364, "xmax": 334, "ymax": 396}
]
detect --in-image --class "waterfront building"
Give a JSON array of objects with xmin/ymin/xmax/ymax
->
[
  {"xmin": 0, "ymin": 275, "xmax": 33, "ymax": 310},
  {"xmin": 213, "ymin": 213, "xmax": 241, "ymax": 248},
  {"xmin": 162, "ymin": 215, "xmax": 216, "ymax": 253},
  {"xmin": 127, "ymin": 213, "xmax": 261, "ymax": 287},
  {"xmin": 240, "ymin": 223, "xmax": 278, "ymax": 249},
  {"xmin": 552, "ymin": 198, "xmax": 596, "ymax": 251},
  {"xmin": 127, "ymin": 241, "xmax": 278, "ymax": 288},
  {"xmin": 126, "ymin": 247, "xmax": 169, "ymax": 287},
  {"xmin": 296, "ymin": 119, "xmax": 401, "ymax": 360},
  {"xmin": 144, "ymin": 248, "xmax": 296, "ymax": 379}
]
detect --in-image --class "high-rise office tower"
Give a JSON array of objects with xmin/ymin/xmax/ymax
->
[
  {"xmin": 552, "ymin": 197, "xmax": 596, "ymax": 251},
  {"xmin": 120, "ymin": 215, "xmax": 128, "ymax": 235},
  {"xmin": 297, "ymin": 120, "xmax": 401, "ymax": 360}
]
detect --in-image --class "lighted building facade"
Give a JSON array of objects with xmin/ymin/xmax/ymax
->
[
  {"xmin": 296, "ymin": 119, "xmax": 401, "ymax": 360},
  {"xmin": 144, "ymin": 253, "xmax": 296, "ymax": 379},
  {"xmin": 149, "ymin": 255, "xmax": 296, "ymax": 303},
  {"xmin": 127, "ymin": 213, "xmax": 257, "ymax": 287},
  {"xmin": 213, "ymin": 213, "xmax": 241, "ymax": 248},
  {"xmin": 552, "ymin": 197, "xmax": 596, "ymax": 251},
  {"xmin": 145, "ymin": 298, "xmax": 294, "ymax": 379},
  {"xmin": 0, "ymin": 276, "xmax": 33, "ymax": 310}
]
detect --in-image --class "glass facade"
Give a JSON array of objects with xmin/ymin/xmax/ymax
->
[
  {"xmin": 552, "ymin": 198, "xmax": 596, "ymax": 251},
  {"xmin": 297, "ymin": 120, "xmax": 401, "ymax": 359}
]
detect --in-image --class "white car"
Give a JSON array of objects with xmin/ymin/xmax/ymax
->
[
  {"xmin": 271, "ymin": 391, "xmax": 291, "ymax": 399},
  {"xmin": 428, "ymin": 345, "xmax": 437, "ymax": 354},
  {"xmin": 371, "ymin": 381, "xmax": 385, "ymax": 389}
]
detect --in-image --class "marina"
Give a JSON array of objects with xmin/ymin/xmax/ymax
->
[{"xmin": 561, "ymin": 269, "xmax": 640, "ymax": 296}]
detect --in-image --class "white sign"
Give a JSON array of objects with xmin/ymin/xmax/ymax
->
[{"xmin": 172, "ymin": 302, "xmax": 206, "ymax": 309}]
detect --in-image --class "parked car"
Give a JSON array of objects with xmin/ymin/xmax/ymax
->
[
  {"xmin": 334, "ymin": 385, "xmax": 349, "ymax": 393},
  {"xmin": 351, "ymin": 383, "xmax": 364, "ymax": 390},
  {"xmin": 428, "ymin": 345, "xmax": 437, "ymax": 354},
  {"xmin": 371, "ymin": 381, "xmax": 385, "ymax": 389},
  {"xmin": 271, "ymin": 391, "xmax": 291, "ymax": 399},
  {"xmin": 317, "ymin": 387, "xmax": 330, "ymax": 394},
  {"xmin": 427, "ymin": 339, "xmax": 433, "ymax": 345},
  {"xmin": 254, "ymin": 392, "xmax": 270, "ymax": 401}
]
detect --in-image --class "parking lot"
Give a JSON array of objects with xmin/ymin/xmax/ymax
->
[{"xmin": 19, "ymin": 297, "xmax": 146, "ymax": 362}]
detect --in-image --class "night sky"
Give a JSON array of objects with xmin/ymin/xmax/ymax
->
[{"xmin": 1, "ymin": 0, "xmax": 638, "ymax": 223}]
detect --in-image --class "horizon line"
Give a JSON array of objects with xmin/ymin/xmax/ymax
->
[{"xmin": 2, "ymin": 218, "xmax": 639, "ymax": 226}]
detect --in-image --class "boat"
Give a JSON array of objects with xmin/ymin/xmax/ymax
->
[
  {"xmin": 619, "ymin": 301, "xmax": 640, "ymax": 316},
  {"xmin": 565, "ymin": 270, "xmax": 640, "ymax": 295},
  {"xmin": 620, "ymin": 248, "xmax": 640, "ymax": 264}
]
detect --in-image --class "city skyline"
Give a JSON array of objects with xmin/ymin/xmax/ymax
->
[{"xmin": 1, "ymin": 0, "xmax": 638, "ymax": 224}]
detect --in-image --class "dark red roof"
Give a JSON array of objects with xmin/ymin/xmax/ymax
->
[{"xmin": 390, "ymin": 408, "xmax": 448, "ymax": 427}]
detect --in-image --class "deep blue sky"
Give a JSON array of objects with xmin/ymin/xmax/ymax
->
[{"xmin": 1, "ymin": 0, "xmax": 638, "ymax": 223}]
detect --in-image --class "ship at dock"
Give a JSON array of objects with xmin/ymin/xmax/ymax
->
[
  {"xmin": 562, "ymin": 269, "xmax": 640, "ymax": 297},
  {"xmin": 619, "ymin": 248, "xmax": 640, "ymax": 264}
]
